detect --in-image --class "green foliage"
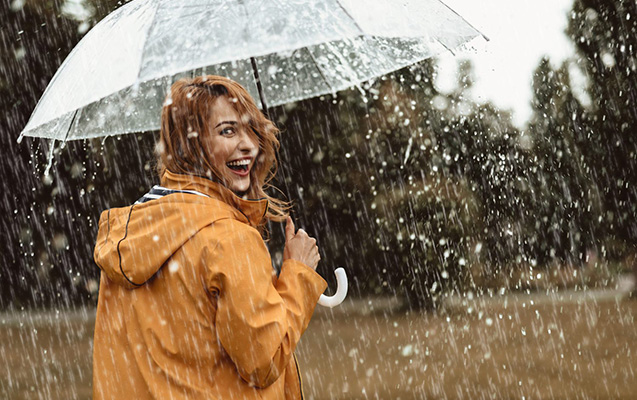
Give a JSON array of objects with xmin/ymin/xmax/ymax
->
[
  {"xmin": 526, "ymin": 57, "xmax": 601, "ymax": 265},
  {"xmin": 0, "ymin": 0, "xmax": 141, "ymax": 309},
  {"xmin": 566, "ymin": 0, "xmax": 637, "ymax": 257},
  {"xmin": 3, "ymin": 0, "xmax": 635, "ymax": 311},
  {"xmin": 276, "ymin": 62, "xmax": 521, "ymax": 309}
]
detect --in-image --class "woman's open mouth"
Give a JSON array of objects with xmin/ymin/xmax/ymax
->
[{"xmin": 226, "ymin": 159, "xmax": 251, "ymax": 177}]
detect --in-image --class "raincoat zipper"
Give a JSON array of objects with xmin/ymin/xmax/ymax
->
[{"xmin": 293, "ymin": 353, "xmax": 304, "ymax": 400}]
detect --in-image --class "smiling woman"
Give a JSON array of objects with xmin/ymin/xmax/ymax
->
[
  {"xmin": 92, "ymin": 75, "xmax": 325, "ymax": 400},
  {"xmin": 204, "ymin": 96, "xmax": 260, "ymax": 195},
  {"xmin": 157, "ymin": 76, "xmax": 288, "ymax": 220}
]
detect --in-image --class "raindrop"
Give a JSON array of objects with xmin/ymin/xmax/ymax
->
[
  {"xmin": 401, "ymin": 344, "xmax": 414, "ymax": 357},
  {"xmin": 168, "ymin": 261, "xmax": 180, "ymax": 273},
  {"xmin": 9, "ymin": 0, "xmax": 25, "ymax": 11}
]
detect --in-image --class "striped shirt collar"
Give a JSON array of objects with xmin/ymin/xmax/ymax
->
[{"xmin": 135, "ymin": 185, "xmax": 209, "ymax": 204}]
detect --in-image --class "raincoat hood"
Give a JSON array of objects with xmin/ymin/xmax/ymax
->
[{"xmin": 94, "ymin": 170, "xmax": 268, "ymax": 289}]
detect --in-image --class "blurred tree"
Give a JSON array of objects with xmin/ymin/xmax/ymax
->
[
  {"xmin": 454, "ymin": 103, "xmax": 531, "ymax": 276},
  {"xmin": 1, "ymin": 0, "xmax": 89, "ymax": 309},
  {"xmin": 440, "ymin": 60, "xmax": 538, "ymax": 289},
  {"xmin": 9, "ymin": 0, "xmax": 619, "ymax": 310},
  {"xmin": 526, "ymin": 57, "xmax": 601, "ymax": 267},
  {"xmin": 0, "ymin": 0, "xmax": 148, "ymax": 309},
  {"xmin": 362, "ymin": 63, "xmax": 481, "ymax": 309},
  {"xmin": 567, "ymin": 0, "xmax": 637, "ymax": 262},
  {"xmin": 276, "ymin": 60, "xmax": 528, "ymax": 309}
]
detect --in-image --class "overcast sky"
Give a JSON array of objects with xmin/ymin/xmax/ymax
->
[{"xmin": 435, "ymin": 0, "xmax": 577, "ymax": 127}]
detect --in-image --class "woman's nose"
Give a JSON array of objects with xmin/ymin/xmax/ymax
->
[{"xmin": 238, "ymin": 130, "xmax": 258, "ymax": 152}]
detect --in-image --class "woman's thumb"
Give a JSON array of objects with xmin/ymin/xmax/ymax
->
[{"xmin": 285, "ymin": 216, "xmax": 295, "ymax": 241}]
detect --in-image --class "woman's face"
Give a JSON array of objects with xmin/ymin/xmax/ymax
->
[{"xmin": 204, "ymin": 95, "xmax": 259, "ymax": 195}]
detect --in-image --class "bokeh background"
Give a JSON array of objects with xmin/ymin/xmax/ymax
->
[{"xmin": 1, "ymin": 0, "xmax": 636, "ymax": 398}]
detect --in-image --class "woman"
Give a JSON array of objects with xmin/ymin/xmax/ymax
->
[{"xmin": 93, "ymin": 75, "xmax": 327, "ymax": 399}]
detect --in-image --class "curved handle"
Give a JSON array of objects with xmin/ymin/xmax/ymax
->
[{"xmin": 317, "ymin": 268, "xmax": 348, "ymax": 308}]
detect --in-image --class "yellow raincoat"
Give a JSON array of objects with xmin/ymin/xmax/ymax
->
[{"xmin": 93, "ymin": 170, "xmax": 327, "ymax": 399}]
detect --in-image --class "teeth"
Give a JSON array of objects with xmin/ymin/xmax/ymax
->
[{"xmin": 227, "ymin": 159, "xmax": 250, "ymax": 167}]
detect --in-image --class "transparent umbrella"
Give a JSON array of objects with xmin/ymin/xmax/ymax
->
[{"xmin": 18, "ymin": 0, "xmax": 486, "ymax": 142}]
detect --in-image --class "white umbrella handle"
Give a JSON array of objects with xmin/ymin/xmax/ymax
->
[{"xmin": 318, "ymin": 268, "xmax": 348, "ymax": 308}]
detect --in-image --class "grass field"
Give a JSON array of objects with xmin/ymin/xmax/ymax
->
[{"xmin": 1, "ymin": 290, "xmax": 635, "ymax": 399}]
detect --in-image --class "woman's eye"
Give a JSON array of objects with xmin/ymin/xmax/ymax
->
[{"xmin": 221, "ymin": 127, "xmax": 235, "ymax": 135}]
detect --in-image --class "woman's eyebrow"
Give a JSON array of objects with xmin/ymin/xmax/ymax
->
[{"xmin": 214, "ymin": 120, "xmax": 237, "ymax": 129}]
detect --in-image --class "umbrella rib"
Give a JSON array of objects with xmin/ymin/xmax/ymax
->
[
  {"xmin": 135, "ymin": 0, "xmax": 162, "ymax": 83},
  {"xmin": 166, "ymin": 9, "xmax": 215, "ymax": 21},
  {"xmin": 63, "ymin": 109, "xmax": 79, "ymax": 142},
  {"xmin": 166, "ymin": 3, "xmax": 215, "ymax": 7},
  {"xmin": 435, "ymin": 38, "xmax": 456, "ymax": 56},
  {"xmin": 305, "ymin": 47, "xmax": 334, "ymax": 94},
  {"xmin": 437, "ymin": 0, "xmax": 490, "ymax": 41},
  {"xmin": 334, "ymin": 0, "xmax": 365, "ymax": 35}
]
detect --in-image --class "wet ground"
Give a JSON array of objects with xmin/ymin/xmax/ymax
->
[{"xmin": 1, "ymin": 286, "xmax": 635, "ymax": 399}]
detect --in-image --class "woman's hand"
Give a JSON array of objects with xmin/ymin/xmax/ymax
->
[{"xmin": 283, "ymin": 216, "xmax": 320, "ymax": 270}]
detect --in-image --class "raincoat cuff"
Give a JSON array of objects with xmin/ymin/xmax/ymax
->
[{"xmin": 280, "ymin": 259, "xmax": 328, "ymax": 302}]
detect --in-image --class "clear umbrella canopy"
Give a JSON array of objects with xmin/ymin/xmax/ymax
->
[{"xmin": 19, "ymin": 0, "xmax": 485, "ymax": 141}]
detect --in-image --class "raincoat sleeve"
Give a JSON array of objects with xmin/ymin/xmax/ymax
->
[{"xmin": 203, "ymin": 219, "xmax": 328, "ymax": 388}]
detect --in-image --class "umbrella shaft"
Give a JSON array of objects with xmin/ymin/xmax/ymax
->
[{"xmin": 250, "ymin": 57, "xmax": 269, "ymax": 119}]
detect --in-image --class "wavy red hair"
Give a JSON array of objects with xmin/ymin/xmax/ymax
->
[{"xmin": 157, "ymin": 75, "xmax": 289, "ymax": 225}]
